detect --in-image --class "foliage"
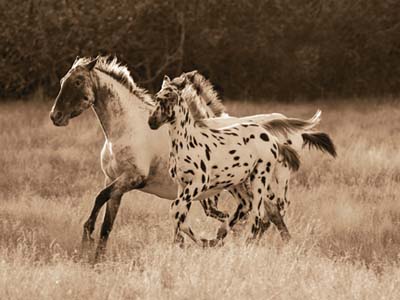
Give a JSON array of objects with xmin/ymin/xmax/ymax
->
[{"xmin": 1, "ymin": 0, "xmax": 399, "ymax": 99}]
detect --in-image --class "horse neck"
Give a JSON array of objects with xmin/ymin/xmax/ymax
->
[
  {"xmin": 168, "ymin": 99, "xmax": 198, "ymax": 144},
  {"xmin": 91, "ymin": 70, "xmax": 153, "ymax": 142}
]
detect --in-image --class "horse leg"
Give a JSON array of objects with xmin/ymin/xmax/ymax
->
[
  {"xmin": 199, "ymin": 195, "xmax": 229, "ymax": 222},
  {"xmin": 263, "ymin": 172, "xmax": 291, "ymax": 242},
  {"xmin": 170, "ymin": 197, "xmax": 193, "ymax": 246},
  {"xmin": 81, "ymin": 183, "xmax": 118, "ymax": 256},
  {"xmin": 257, "ymin": 216, "xmax": 272, "ymax": 239},
  {"xmin": 247, "ymin": 176, "xmax": 269, "ymax": 242},
  {"xmin": 265, "ymin": 202, "xmax": 291, "ymax": 242},
  {"xmin": 205, "ymin": 184, "xmax": 252, "ymax": 246},
  {"xmin": 94, "ymin": 194, "xmax": 122, "ymax": 261},
  {"xmin": 170, "ymin": 185, "xmax": 207, "ymax": 247},
  {"xmin": 81, "ymin": 172, "xmax": 145, "ymax": 257}
]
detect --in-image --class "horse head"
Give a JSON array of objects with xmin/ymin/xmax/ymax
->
[{"xmin": 50, "ymin": 57, "xmax": 98, "ymax": 126}]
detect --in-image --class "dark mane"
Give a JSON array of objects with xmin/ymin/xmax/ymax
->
[
  {"xmin": 180, "ymin": 71, "xmax": 226, "ymax": 117},
  {"xmin": 72, "ymin": 56, "xmax": 155, "ymax": 106}
]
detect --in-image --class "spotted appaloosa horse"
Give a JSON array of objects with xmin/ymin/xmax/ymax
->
[
  {"xmin": 166, "ymin": 72, "xmax": 337, "ymax": 238},
  {"xmin": 148, "ymin": 75, "xmax": 301, "ymax": 246},
  {"xmin": 49, "ymin": 56, "xmax": 335, "ymax": 259}
]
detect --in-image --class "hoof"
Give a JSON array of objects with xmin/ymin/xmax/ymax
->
[{"xmin": 281, "ymin": 232, "xmax": 291, "ymax": 242}]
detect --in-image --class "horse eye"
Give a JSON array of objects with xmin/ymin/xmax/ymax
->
[{"xmin": 75, "ymin": 80, "xmax": 82, "ymax": 86}]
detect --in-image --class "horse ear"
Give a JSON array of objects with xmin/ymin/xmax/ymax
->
[
  {"xmin": 162, "ymin": 75, "xmax": 171, "ymax": 89},
  {"xmin": 185, "ymin": 70, "xmax": 198, "ymax": 82},
  {"xmin": 85, "ymin": 57, "xmax": 98, "ymax": 71},
  {"xmin": 174, "ymin": 76, "xmax": 186, "ymax": 88}
]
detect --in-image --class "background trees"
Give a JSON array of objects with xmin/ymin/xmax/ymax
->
[{"xmin": 1, "ymin": 0, "xmax": 399, "ymax": 100}]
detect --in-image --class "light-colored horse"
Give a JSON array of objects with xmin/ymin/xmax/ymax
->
[{"xmin": 50, "ymin": 56, "xmax": 335, "ymax": 259}]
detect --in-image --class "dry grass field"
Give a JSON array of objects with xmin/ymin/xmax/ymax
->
[{"xmin": 0, "ymin": 97, "xmax": 399, "ymax": 299}]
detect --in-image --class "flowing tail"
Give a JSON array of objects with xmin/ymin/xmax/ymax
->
[
  {"xmin": 277, "ymin": 143, "xmax": 301, "ymax": 172},
  {"xmin": 259, "ymin": 110, "xmax": 337, "ymax": 158},
  {"xmin": 260, "ymin": 110, "xmax": 321, "ymax": 137},
  {"xmin": 302, "ymin": 132, "xmax": 337, "ymax": 158}
]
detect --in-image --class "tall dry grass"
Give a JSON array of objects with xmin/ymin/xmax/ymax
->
[{"xmin": 0, "ymin": 97, "xmax": 399, "ymax": 299}]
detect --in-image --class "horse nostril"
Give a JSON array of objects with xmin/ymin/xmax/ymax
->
[
  {"xmin": 148, "ymin": 117, "xmax": 157, "ymax": 129},
  {"xmin": 51, "ymin": 111, "xmax": 63, "ymax": 122},
  {"xmin": 55, "ymin": 111, "xmax": 63, "ymax": 120}
]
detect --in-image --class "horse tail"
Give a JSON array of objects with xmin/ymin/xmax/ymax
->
[
  {"xmin": 277, "ymin": 143, "xmax": 301, "ymax": 172},
  {"xmin": 302, "ymin": 132, "xmax": 337, "ymax": 158},
  {"xmin": 260, "ymin": 110, "xmax": 321, "ymax": 137}
]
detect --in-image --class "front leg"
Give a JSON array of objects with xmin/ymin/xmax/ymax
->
[
  {"xmin": 81, "ymin": 172, "xmax": 145, "ymax": 257},
  {"xmin": 206, "ymin": 184, "xmax": 252, "ymax": 245},
  {"xmin": 200, "ymin": 195, "xmax": 229, "ymax": 222},
  {"xmin": 170, "ymin": 185, "xmax": 204, "ymax": 247},
  {"xmin": 94, "ymin": 195, "xmax": 122, "ymax": 261}
]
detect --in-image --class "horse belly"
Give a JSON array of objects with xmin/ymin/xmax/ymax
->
[{"xmin": 140, "ymin": 156, "xmax": 178, "ymax": 200}]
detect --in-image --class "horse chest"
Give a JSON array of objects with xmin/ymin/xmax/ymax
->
[
  {"xmin": 169, "ymin": 150, "xmax": 199, "ymax": 185},
  {"xmin": 101, "ymin": 141, "xmax": 143, "ymax": 179}
]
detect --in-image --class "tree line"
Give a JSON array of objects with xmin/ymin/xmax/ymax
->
[{"xmin": 1, "ymin": 0, "xmax": 399, "ymax": 100}]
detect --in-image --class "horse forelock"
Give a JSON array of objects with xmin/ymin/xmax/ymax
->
[{"xmin": 71, "ymin": 56, "xmax": 155, "ymax": 107}]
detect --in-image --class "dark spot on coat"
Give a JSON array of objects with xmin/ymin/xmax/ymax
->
[
  {"xmin": 271, "ymin": 149, "xmax": 277, "ymax": 158},
  {"xmin": 205, "ymin": 149, "xmax": 211, "ymax": 161},
  {"xmin": 200, "ymin": 160, "xmax": 206, "ymax": 172},
  {"xmin": 179, "ymin": 214, "xmax": 186, "ymax": 223},
  {"xmin": 260, "ymin": 133, "xmax": 269, "ymax": 141}
]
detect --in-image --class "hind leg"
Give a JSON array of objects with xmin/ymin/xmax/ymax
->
[
  {"xmin": 262, "ymin": 181, "xmax": 291, "ymax": 241},
  {"xmin": 266, "ymin": 204, "xmax": 290, "ymax": 241},
  {"xmin": 265, "ymin": 168, "xmax": 291, "ymax": 241},
  {"xmin": 247, "ymin": 175, "xmax": 270, "ymax": 241}
]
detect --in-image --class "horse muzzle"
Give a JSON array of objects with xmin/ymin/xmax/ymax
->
[
  {"xmin": 50, "ymin": 110, "xmax": 69, "ymax": 126},
  {"xmin": 148, "ymin": 116, "xmax": 161, "ymax": 130}
]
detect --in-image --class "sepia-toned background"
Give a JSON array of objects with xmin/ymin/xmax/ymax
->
[
  {"xmin": 1, "ymin": 1, "xmax": 400, "ymax": 299},
  {"xmin": 1, "ymin": 0, "xmax": 400, "ymax": 100}
]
